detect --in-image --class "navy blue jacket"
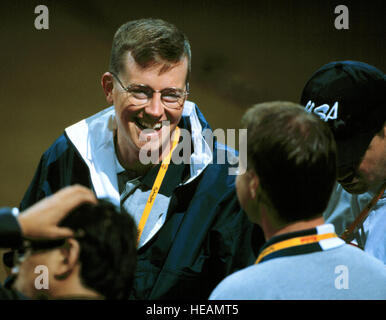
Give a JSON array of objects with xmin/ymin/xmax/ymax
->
[{"xmin": 20, "ymin": 105, "xmax": 264, "ymax": 300}]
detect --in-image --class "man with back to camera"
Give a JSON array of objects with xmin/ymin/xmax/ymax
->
[
  {"xmin": 300, "ymin": 61, "xmax": 386, "ymax": 264},
  {"xmin": 1, "ymin": 185, "xmax": 137, "ymax": 300},
  {"xmin": 18, "ymin": 18, "xmax": 261, "ymax": 299},
  {"xmin": 209, "ymin": 101, "xmax": 386, "ymax": 300}
]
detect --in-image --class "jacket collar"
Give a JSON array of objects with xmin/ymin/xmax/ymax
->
[
  {"xmin": 64, "ymin": 101, "xmax": 213, "ymax": 205},
  {"xmin": 257, "ymin": 224, "xmax": 345, "ymax": 264}
]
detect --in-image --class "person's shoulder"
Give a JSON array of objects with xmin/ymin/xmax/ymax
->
[
  {"xmin": 42, "ymin": 133, "xmax": 73, "ymax": 164},
  {"xmin": 209, "ymin": 264, "xmax": 269, "ymax": 299},
  {"xmin": 204, "ymin": 262, "xmax": 260, "ymax": 298},
  {"xmin": 323, "ymin": 183, "xmax": 356, "ymax": 228},
  {"xmin": 339, "ymin": 244, "xmax": 386, "ymax": 270},
  {"xmin": 43, "ymin": 107, "xmax": 114, "ymax": 162},
  {"xmin": 214, "ymin": 141, "xmax": 238, "ymax": 157}
]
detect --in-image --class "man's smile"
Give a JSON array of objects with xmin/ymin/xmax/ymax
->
[{"xmin": 134, "ymin": 117, "xmax": 163, "ymax": 131}]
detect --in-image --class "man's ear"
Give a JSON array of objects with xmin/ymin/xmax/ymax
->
[
  {"xmin": 101, "ymin": 72, "xmax": 114, "ymax": 105},
  {"xmin": 249, "ymin": 171, "xmax": 260, "ymax": 200},
  {"xmin": 381, "ymin": 121, "xmax": 386, "ymax": 137},
  {"xmin": 54, "ymin": 239, "xmax": 80, "ymax": 280}
]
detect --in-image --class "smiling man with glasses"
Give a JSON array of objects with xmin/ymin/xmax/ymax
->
[{"xmin": 19, "ymin": 18, "xmax": 261, "ymax": 300}]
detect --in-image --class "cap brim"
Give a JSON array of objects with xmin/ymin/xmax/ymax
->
[{"xmin": 335, "ymin": 130, "xmax": 375, "ymax": 168}]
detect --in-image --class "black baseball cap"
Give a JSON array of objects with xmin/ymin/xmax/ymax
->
[{"xmin": 300, "ymin": 60, "xmax": 386, "ymax": 167}]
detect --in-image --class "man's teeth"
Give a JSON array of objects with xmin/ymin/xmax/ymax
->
[{"xmin": 136, "ymin": 119, "xmax": 162, "ymax": 130}]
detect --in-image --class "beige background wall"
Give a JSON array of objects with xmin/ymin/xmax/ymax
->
[{"xmin": 0, "ymin": 0, "xmax": 385, "ymax": 280}]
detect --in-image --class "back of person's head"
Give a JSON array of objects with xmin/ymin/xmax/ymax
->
[
  {"xmin": 59, "ymin": 199, "xmax": 137, "ymax": 299},
  {"xmin": 241, "ymin": 101, "xmax": 337, "ymax": 223},
  {"xmin": 109, "ymin": 18, "xmax": 191, "ymax": 82}
]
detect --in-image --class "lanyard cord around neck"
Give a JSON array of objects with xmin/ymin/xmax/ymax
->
[
  {"xmin": 341, "ymin": 181, "xmax": 386, "ymax": 243},
  {"xmin": 136, "ymin": 127, "xmax": 181, "ymax": 244},
  {"xmin": 255, "ymin": 232, "xmax": 338, "ymax": 264}
]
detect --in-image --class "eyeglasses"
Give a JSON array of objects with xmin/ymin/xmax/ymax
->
[
  {"xmin": 12, "ymin": 230, "xmax": 86, "ymax": 267},
  {"xmin": 110, "ymin": 72, "xmax": 189, "ymax": 109},
  {"xmin": 13, "ymin": 239, "xmax": 67, "ymax": 266}
]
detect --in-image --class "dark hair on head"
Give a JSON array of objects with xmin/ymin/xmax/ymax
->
[
  {"xmin": 242, "ymin": 101, "xmax": 337, "ymax": 222},
  {"xmin": 109, "ymin": 18, "xmax": 191, "ymax": 82},
  {"xmin": 59, "ymin": 199, "xmax": 137, "ymax": 300}
]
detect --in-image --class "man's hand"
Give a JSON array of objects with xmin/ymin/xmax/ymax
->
[{"xmin": 18, "ymin": 185, "xmax": 97, "ymax": 240}]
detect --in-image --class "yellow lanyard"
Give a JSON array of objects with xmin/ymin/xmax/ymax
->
[
  {"xmin": 255, "ymin": 232, "xmax": 337, "ymax": 264},
  {"xmin": 137, "ymin": 127, "xmax": 180, "ymax": 244}
]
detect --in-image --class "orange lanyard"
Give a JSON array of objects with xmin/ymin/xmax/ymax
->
[
  {"xmin": 137, "ymin": 127, "xmax": 180, "ymax": 244},
  {"xmin": 255, "ymin": 232, "xmax": 337, "ymax": 264}
]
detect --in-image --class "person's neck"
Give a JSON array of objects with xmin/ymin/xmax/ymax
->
[
  {"xmin": 51, "ymin": 277, "xmax": 103, "ymax": 300},
  {"xmin": 260, "ymin": 204, "xmax": 324, "ymax": 241},
  {"xmin": 271, "ymin": 216, "xmax": 325, "ymax": 239},
  {"xmin": 119, "ymin": 155, "xmax": 154, "ymax": 177},
  {"xmin": 115, "ymin": 131, "xmax": 173, "ymax": 177},
  {"xmin": 368, "ymin": 180, "xmax": 386, "ymax": 195},
  {"xmin": 115, "ymin": 137, "xmax": 153, "ymax": 177}
]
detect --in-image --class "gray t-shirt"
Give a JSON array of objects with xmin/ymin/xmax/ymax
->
[
  {"xmin": 210, "ymin": 226, "xmax": 386, "ymax": 300},
  {"xmin": 117, "ymin": 161, "xmax": 186, "ymax": 248}
]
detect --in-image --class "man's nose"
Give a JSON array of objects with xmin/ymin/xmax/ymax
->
[{"xmin": 144, "ymin": 92, "xmax": 164, "ymax": 119}]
